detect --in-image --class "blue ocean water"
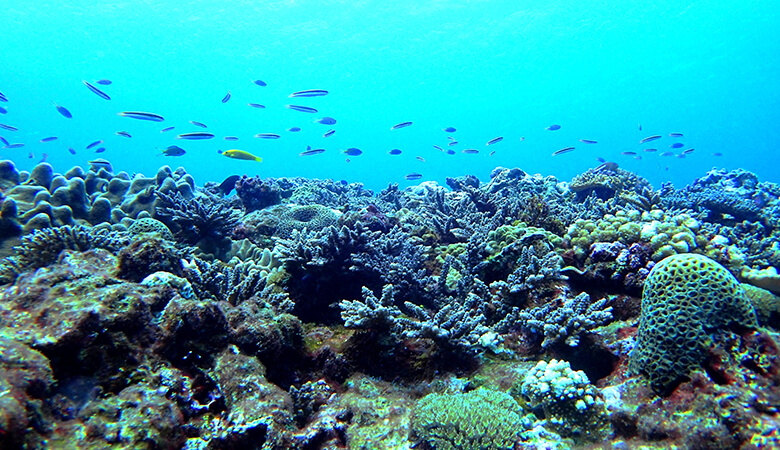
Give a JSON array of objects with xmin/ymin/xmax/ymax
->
[{"xmin": 1, "ymin": 0, "xmax": 778, "ymax": 192}]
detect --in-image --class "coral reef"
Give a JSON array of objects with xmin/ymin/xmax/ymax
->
[{"xmin": 1, "ymin": 161, "xmax": 779, "ymax": 448}]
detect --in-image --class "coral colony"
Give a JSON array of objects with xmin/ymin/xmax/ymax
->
[{"xmin": 1, "ymin": 159, "xmax": 779, "ymax": 449}]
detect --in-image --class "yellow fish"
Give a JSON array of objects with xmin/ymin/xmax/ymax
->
[{"xmin": 222, "ymin": 149, "xmax": 262, "ymax": 162}]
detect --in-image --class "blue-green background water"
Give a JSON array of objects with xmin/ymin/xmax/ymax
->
[{"xmin": 1, "ymin": 0, "xmax": 778, "ymax": 192}]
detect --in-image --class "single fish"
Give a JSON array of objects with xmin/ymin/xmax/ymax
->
[
  {"xmin": 595, "ymin": 161, "xmax": 619, "ymax": 172},
  {"xmin": 253, "ymin": 79, "xmax": 267, "ymax": 86},
  {"xmin": 40, "ymin": 136, "xmax": 58, "ymax": 142},
  {"xmin": 323, "ymin": 129, "xmax": 336, "ymax": 138},
  {"xmin": 86, "ymin": 140, "xmax": 103, "ymax": 149},
  {"xmin": 552, "ymin": 147, "xmax": 575, "ymax": 156},
  {"xmin": 317, "ymin": 117, "xmax": 336, "ymax": 125},
  {"xmin": 224, "ymin": 136, "xmax": 239, "ymax": 141},
  {"xmin": 0, "ymin": 123, "xmax": 18, "ymax": 131},
  {"xmin": 53, "ymin": 102, "xmax": 72, "ymax": 118},
  {"xmin": 433, "ymin": 145, "xmax": 443, "ymax": 151},
  {"xmin": 82, "ymin": 80, "xmax": 110, "ymax": 100},
  {"xmin": 640, "ymin": 135, "xmax": 662, "ymax": 144},
  {"xmin": 161, "ymin": 126, "xmax": 175, "ymax": 132},
  {"xmin": 448, "ymin": 141, "xmax": 458, "ymax": 146},
  {"xmin": 676, "ymin": 154, "xmax": 686, "ymax": 158},
  {"xmin": 88, "ymin": 158, "xmax": 112, "ymax": 171},
  {"xmin": 682, "ymin": 148, "xmax": 695, "ymax": 154},
  {"xmin": 405, "ymin": 173, "xmax": 423, "ymax": 180},
  {"xmin": 443, "ymin": 127, "xmax": 456, "ymax": 133},
  {"xmin": 643, "ymin": 148, "xmax": 657, "ymax": 152},
  {"xmin": 190, "ymin": 121, "xmax": 208, "ymax": 128},
  {"xmin": 4, "ymin": 143, "xmax": 24, "ymax": 149},
  {"xmin": 638, "ymin": 124, "xmax": 642, "ymax": 131},
  {"xmin": 218, "ymin": 175, "xmax": 241, "ymax": 195},
  {"xmin": 447, "ymin": 136, "xmax": 456, "ymax": 141},
  {"xmin": 634, "ymin": 155, "xmax": 643, "ymax": 160},
  {"xmin": 248, "ymin": 103, "xmax": 265, "ymax": 108},
  {"xmin": 300, "ymin": 146, "xmax": 325, "ymax": 156},
  {"xmin": 177, "ymin": 132, "xmax": 215, "ymax": 140},
  {"xmin": 287, "ymin": 105, "xmax": 318, "ymax": 113},
  {"xmin": 391, "ymin": 121, "xmax": 413, "ymax": 130},
  {"xmin": 712, "ymin": 152, "xmax": 723, "ymax": 156},
  {"xmin": 0, "ymin": 91, "xmax": 7, "ymax": 102},
  {"xmin": 621, "ymin": 151, "xmax": 637, "ymax": 155},
  {"xmin": 116, "ymin": 131, "xmax": 132, "ymax": 138},
  {"xmin": 462, "ymin": 149, "xmax": 479, "ymax": 154},
  {"xmin": 161, "ymin": 145, "xmax": 186, "ymax": 156},
  {"xmin": 486, "ymin": 136, "xmax": 503, "ymax": 145},
  {"xmin": 489, "ymin": 151, "xmax": 496, "ymax": 156},
  {"xmin": 670, "ymin": 142, "xmax": 684, "ymax": 149},
  {"xmin": 0, "ymin": 106, "xmax": 6, "ymax": 114},
  {"xmin": 223, "ymin": 149, "xmax": 262, "ymax": 162},
  {"xmin": 68, "ymin": 147, "xmax": 76, "ymax": 155},
  {"xmin": 579, "ymin": 139, "xmax": 598, "ymax": 144},
  {"xmin": 0, "ymin": 136, "xmax": 7, "ymax": 146},
  {"xmin": 416, "ymin": 156, "xmax": 425, "ymax": 162},
  {"xmin": 39, "ymin": 153, "xmax": 48, "ymax": 163},
  {"xmin": 288, "ymin": 127, "xmax": 301, "ymax": 132},
  {"xmin": 254, "ymin": 133, "xmax": 281, "ymax": 139},
  {"xmin": 343, "ymin": 147, "xmax": 362, "ymax": 156},
  {"xmin": 669, "ymin": 132, "xmax": 684, "ymax": 137},
  {"xmin": 290, "ymin": 89, "xmax": 328, "ymax": 98},
  {"xmin": 388, "ymin": 149, "xmax": 402, "ymax": 155},
  {"xmin": 446, "ymin": 149, "xmax": 456, "ymax": 155},
  {"xmin": 660, "ymin": 151, "xmax": 674, "ymax": 156},
  {"xmin": 96, "ymin": 79, "xmax": 112, "ymax": 85},
  {"xmin": 222, "ymin": 91, "xmax": 231, "ymax": 103},
  {"xmin": 120, "ymin": 111, "xmax": 164, "ymax": 122},
  {"xmin": 95, "ymin": 147, "xmax": 106, "ymax": 153},
  {"xmin": 28, "ymin": 152, "xmax": 33, "ymax": 158},
  {"xmin": 546, "ymin": 124, "xmax": 561, "ymax": 131},
  {"xmin": 596, "ymin": 157, "xmax": 606, "ymax": 162}
]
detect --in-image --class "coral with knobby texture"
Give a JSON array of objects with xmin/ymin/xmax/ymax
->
[
  {"xmin": 504, "ymin": 292, "xmax": 613, "ymax": 349},
  {"xmin": 235, "ymin": 175, "xmax": 285, "ymax": 212},
  {"xmin": 411, "ymin": 387, "xmax": 529, "ymax": 450},
  {"xmin": 117, "ymin": 235, "xmax": 183, "ymax": 282},
  {"xmin": 569, "ymin": 166, "xmax": 654, "ymax": 203},
  {"xmin": 0, "ymin": 224, "xmax": 130, "ymax": 285},
  {"xmin": 629, "ymin": 253, "xmax": 758, "ymax": 394},
  {"xmin": 521, "ymin": 359, "xmax": 610, "ymax": 441}
]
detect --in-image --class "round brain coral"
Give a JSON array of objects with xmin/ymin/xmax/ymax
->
[
  {"xmin": 629, "ymin": 253, "xmax": 757, "ymax": 394},
  {"xmin": 274, "ymin": 205, "xmax": 339, "ymax": 239}
]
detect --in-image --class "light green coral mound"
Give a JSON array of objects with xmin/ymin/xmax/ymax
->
[
  {"xmin": 629, "ymin": 253, "xmax": 758, "ymax": 394},
  {"xmin": 566, "ymin": 209, "xmax": 702, "ymax": 261},
  {"xmin": 411, "ymin": 387, "xmax": 527, "ymax": 450}
]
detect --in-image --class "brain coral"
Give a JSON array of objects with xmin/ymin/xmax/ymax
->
[
  {"xmin": 629, "ymin": 253, "xmax": 758, "ymax": 394},
  {"xmin": 274, "ymin": 204, "xmax": 340, "ymax": 239}
]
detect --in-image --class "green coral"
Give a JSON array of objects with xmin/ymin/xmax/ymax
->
[
  {"xmin": 128, "ymin": 217, "xmax": 173, "ymax": 240},
  {"xmin": 742, "ymin": 283, "xmax": 780, "ymax": 328},
  {"xmin": 411, "ymin": 387, "xmax": 527, "ymax": 450},
  {"xmin": 629, "ymin": 253, "xmax": 758, "ymax": 394},
  {"xmin": 274, "ymin": 204, "xmax": 340, "ymax": 238},
  {"xmin": 566, "ymin": 209, "xmax": 703, "ymax": 260}
]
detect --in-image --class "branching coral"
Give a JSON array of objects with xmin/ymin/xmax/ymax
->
[{"xmin": 155, "ymin": 191, "xmax": 239, "ymax": 256}]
